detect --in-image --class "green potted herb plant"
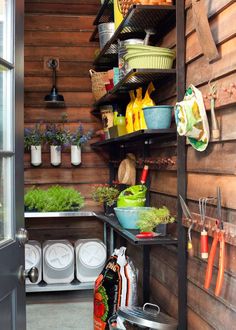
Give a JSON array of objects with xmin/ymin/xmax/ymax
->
[
  {"xmin": 69, "ymin": 124, "xmax": 93, "ymax": 166},
  {"xmin": 25, "ymin": 185, "xmax": 84, "ymax": 212},
  {"xmin": 92, "ymin": 184, "xmax": 120, "ymax": 215},
  {"xmin": 45, "ymin": 123, "xmax": 70, "ymax": 166},
  {"xmin": 24, "ymin": 124, "xmax": 44, "ymax": 166},
  {"xmin": 137, "ymin": 206, "xmax": 175, "ymax": 236}
]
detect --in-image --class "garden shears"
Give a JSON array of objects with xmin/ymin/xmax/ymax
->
[{"xmin": 204, "ymin": 187, "xmax": 225, "ymax": 296}]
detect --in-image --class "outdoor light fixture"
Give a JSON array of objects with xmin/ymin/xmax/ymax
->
[{"xmin": 44, "ymin": 58, "xmax": 65, "ymax": 105}]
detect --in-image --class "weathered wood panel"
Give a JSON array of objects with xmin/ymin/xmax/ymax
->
[
  {"xmin": 127, "ymin": 2, "xmax": 236, "ymax": 329},
  {"xmin": 24, "ymin": 106, "xmax": 98, "ymax": 123},
  {"xmin": 25, "ymin": 2, "xmax": 100, "ymax": 15},
  {"xmin": 25, "ymin": 61, "xmax": 92, "ymax": 77},
  {"xmin": 24, "ymin": 167, "xmax": 109, "ymax": 184},
  {"xmin": 24, "ymin": 2, "xmax": 108, "ymax": 244},
  {"xmin": 25, "ymin": 14, "xmax": 94, "ymax": 31},
  {"xmin": 25, "ymin": 46, "xmax": 97, "ymax": 61}
]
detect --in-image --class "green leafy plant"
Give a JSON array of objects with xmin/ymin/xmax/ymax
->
[
  {"xmin": 137, "ymin": 206, "xmax": 175, "ymax": 232},
  {"xmin": 92, "ymin": 184, "xmax": 120, "ymax": 207},
  {"xmin": 24, "ymin": 124, "xmax": 44, "ymax": 150},
  {"xmin": 24, "ymin": 185, "xmax": 84, "ymax": 212}
]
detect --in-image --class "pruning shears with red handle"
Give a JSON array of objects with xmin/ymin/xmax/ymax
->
[{"xmin": 204, "ymin": 187, "xmax": 225, "ymax": 296}]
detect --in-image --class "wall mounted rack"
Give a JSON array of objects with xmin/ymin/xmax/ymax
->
[{"xmin": 91, "ymin": 4, "xmax": 176, "ymax": 67}]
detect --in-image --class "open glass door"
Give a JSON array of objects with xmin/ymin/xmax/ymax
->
[{"xmin": 0, "ymin": 1, "xmax": 29, "ymax": 329}]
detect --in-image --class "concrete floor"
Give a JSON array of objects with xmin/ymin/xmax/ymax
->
[{"xmin": 26, "ymin": 290, "xmax": 93, "ymax": 330}]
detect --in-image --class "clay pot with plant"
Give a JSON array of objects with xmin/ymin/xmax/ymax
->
[
  {"xmin": 137, "ymin": 206, "xmax": 175, "ymax": 236},
  {"xmin": 92, "ymin": 185, "xmax": 120, "ymax": 216}
]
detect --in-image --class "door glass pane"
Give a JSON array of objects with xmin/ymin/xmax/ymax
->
[
  {"xmin": 0, "ymin": 157, "xmax": 13, "ymax": 243},
  {"xmin": 0, "ymin": 0, "xmax": 13, "ymax": 62},
  {"xmin": 0, "ymin": 69, "xmax": 12, "ymax": 150}
]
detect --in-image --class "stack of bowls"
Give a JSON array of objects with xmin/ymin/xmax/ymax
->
[{"xmin": 124, "ymin": 44, "xmax": 175, "ymax": 69}]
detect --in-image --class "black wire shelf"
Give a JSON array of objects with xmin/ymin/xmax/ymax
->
[
  {"xmin": 93, "ymin": 68, "xmax": 176, "ymax": 107},
  {"xmin": 92, "ymin": 4, "xmax": 176, "ymax": 67},
  {"xmin": 96, "ymin": 214, "xmax": 178, "ymax": 246},
  {"xmin": 91, "ymin": 128, "xmax": 176, "ymax": 148}
]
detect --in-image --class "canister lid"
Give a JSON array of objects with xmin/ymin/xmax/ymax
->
[
  {"xmin": 25, "ymin": 244, "xmax": 41, "ymax": 269},
  {"xmin": 78, "ymin": 241, "xmax": 106, "ymax": 269},
  {"xmin": 45, "ymin": 243, "xmax": 73, "ymax": 270},
  {"xmin": 118, "ymin": 303, "xmax": 178, "ymax": 330}
]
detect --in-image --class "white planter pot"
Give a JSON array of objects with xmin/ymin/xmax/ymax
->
[
  {"xmin": 31, "ymin": 145, "xmax": 42, "ymax": 166},
  {"xmin": 50, "ymin": 145, "xmax": 61, "ymax": 166},
  {"xmin": 71, "ymin": 145, "xmax": 81, "ymax": 166}
]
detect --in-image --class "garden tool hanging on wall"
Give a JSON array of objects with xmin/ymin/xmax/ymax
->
[
  {"xmin": 199, "ymin": 196, "xmax": 215, "ymax": 260},
  {"xmin": 175, "ymin": 85, "xmax": 210, "ymax": 152},
  {"xmin": 208, "ymin": 81, "xmax": 220, "ymax": 139},
  {"xmin": 179, "ymin": 195, "xmax": 194, "ymax": 257},
  {"xmin": 191, "ymin": 0, "xmax": 219, "ymax": 63},
  {"xmin": 204, "ymin": 187, "xmax": 225, "ymax": 296}
]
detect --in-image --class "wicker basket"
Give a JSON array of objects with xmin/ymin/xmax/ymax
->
[
  {"xmin": 89, "ymin": 69, "xmax": 109, "ymax": 101},
  {"xmin": 119, "ymin": 0, "xmax": 173, "ymax": 17}
]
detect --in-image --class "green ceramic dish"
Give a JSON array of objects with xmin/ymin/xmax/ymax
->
[{"xmin": 124, "ymin": 52, "xmax": 174, "ymax": 69}]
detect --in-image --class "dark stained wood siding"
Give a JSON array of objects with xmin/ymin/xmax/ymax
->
[
  {"xmin": 24, "ymin": 0, "xmax": 108, "ymax": 213},
  {"xmin": 137, "ymin": 1, "xmax": 236, "ymax": 329}
]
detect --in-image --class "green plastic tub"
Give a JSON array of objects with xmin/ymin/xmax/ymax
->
[{"xmin": 124, "ymin": 52, "xmax": 174, "ymax": 69}]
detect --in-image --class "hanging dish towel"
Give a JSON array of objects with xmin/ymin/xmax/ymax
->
[{"xmin": 175, "ymin": 84, "xmax": 210, "ymax": 151}]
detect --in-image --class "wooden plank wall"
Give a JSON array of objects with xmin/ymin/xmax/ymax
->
[
  {"xmin": 139, "ymin": 1, "xmax": 236, "ymax": 329},
  {"xmin": 24, "ymin": 0, "xmax": 109, "ymax": 213}
]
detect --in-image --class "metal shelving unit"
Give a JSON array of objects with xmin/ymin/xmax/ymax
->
[
  {"xmin": 90, "ymin": 1, "xmax": 187, "ymax": 328},
  {"xmin": 96, "ymin": 214, "xmax": 177, "ymax": 246},
  {"xmin": 26, "ymin": 280, "xmax": 94, "ymax": 293},
  {"xmin": 93, "ymin": 68, "xmax": 176, "ymax": 106},
  {"xmin": 24, "ymin": 211, "xmax": 96, "ymax": 218},
  {"xmin": 91, "ymin": 128, "xmax": 176, "ymax": 148},
  {"xmin": 92, "ymin": 4, "xmax": 176, "ymax": 67}
]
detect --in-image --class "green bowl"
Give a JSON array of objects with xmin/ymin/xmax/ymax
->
[
  {"xmin": 125, "ymin": 44, "xmax": 175, "ymax": 57},
  {"xmin": 124, "ymin": 52, "xmax": 174, "ymax": 69}
]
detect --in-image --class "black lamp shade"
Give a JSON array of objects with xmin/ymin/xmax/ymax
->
[{"xmin": 44, "ymin": 87, "xmax": 64, "ymax": 104}]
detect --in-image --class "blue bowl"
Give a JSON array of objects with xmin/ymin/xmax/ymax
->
[
  {"xmin": 143, "ymin": 105, "xmax": 173, "ymax": 129},
  {"xmin": 114, "ymin": 207, "xmax": 152, "ymax": 229}
]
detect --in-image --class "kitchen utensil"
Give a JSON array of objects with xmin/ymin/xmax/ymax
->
[
  {"xmin": 204, "ymin": 187, "xmax": 225, "ymax": 296},
  {"xmin": 118, "ymin": 154, "xmax": 136, "ymax": 186},
  {"xmin": 136, "ymin": 232, "xmax": 159, "ymax": 239},
  {"xmin": 179, "ymin": 195, "xmax": 194, "ymax": 257},
  {"xmin": 143, "ymin": 28, "xmax": 156, "ymax": 45},
  {"xmin": 117, "ymin": 303, "xmax": 178, "ymax": 329},
  {"xmin": 209, "ymin": 81, "xmax": 220, "ymax": 139}
]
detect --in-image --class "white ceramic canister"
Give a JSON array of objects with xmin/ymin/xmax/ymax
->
[
  {"xmin": 31, "ymin": 145, "xmax": 42, "ymax": 166},
  {"xmin": 71, "ymin": 145, "xmax": 81, "ymax": 166},
  {"xmin": 50, "ymin": 145, "xmax": 61, "ymax": 166}
]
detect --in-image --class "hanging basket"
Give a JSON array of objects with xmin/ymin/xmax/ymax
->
[{"xmin": 89, "ymin": 69, "xmax": 109, "ymax": 101}]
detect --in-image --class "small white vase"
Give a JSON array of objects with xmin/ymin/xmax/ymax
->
[
  {"xmin": 50, "ymin": 145, "xmax": 61, "ymax": 166},
  {"xmin": 31, "ymin": 145, "xmax": 42, "ymax": 166},
  {"xmin": 71, "ymin": 145, "xmax": 81, "ymax": 166}
]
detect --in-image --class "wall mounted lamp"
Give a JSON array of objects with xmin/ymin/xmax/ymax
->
[{"xmin": 44, "ymin": 58, "xmax": 65, "ymax": 105}]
